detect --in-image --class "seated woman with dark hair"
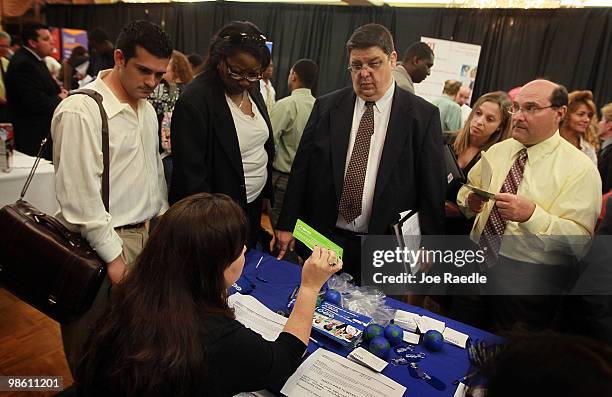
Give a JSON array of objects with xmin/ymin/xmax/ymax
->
[
  {"xmin": 445, "ymin": 91, "xmax": 513, "ymax": 235},
  {"xmin": 76, "ymin": 193, "xmax": 342, "ymax": 396}
]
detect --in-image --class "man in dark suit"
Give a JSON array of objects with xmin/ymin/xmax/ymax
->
[
  {"xmin": 276, "ymin": 23, "xmax": 445, "ymax": 283},
  {"xmin": 5, "ymin": 23, "xmax": 67, "ymax": 160}
]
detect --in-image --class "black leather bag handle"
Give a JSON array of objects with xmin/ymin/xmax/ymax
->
[{"xmin": 20, "ymin": 89, "xmax": 110, "ymax": 211}]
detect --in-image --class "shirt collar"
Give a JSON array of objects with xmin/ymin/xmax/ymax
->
[
  {"xmin": 91, "ymin": 69, "xmax": 138, "ymax": 119},
  {"xmin": 509, "ymin": 130, "xmax": 562, "ymax": 164},
  {"xmin": 24, "ymin": 46, "xmax": 43, "ymax": 62},
  {"xmin": 356, "ymin": 82, "xmax": 395, "ymax": 114},
  {"xmin": 397, "ymin": 65, "xmax": 413, "ymax": 83},
  {"xmin": 602, "ymin": 137, "xmax": 612, "ymax": 150},
  {"xmin": 291, "ymin": 88, "xmax": 312, "ymax": 97}
]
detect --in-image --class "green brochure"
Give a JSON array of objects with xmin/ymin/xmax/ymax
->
[{"xmin": 293, "ymin": 219, "xmax": 343, "ymax": 259}]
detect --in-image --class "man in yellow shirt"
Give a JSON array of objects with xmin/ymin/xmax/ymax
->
[{"xmin": 455, "ymin": 79, "xmax": 601, "ymax": 331}]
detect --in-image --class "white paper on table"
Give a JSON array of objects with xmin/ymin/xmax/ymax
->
[
  {"xmin": 348, "ymin": 347, "xmax": 388, "ymax": 372},
  {"xmin": 479, "ymin": 151, "xmax": 493, "ymax": 190},
  {"xmin": 417, "ymin": 315, "xmax": 446, "ymax": 333},
  {"xmin": 281, "ymin": 349, "xmax": 406, "ymax": 397},
  {"xmin": 402, "ymin": 331, "xmax": 420, "ymax": 344},
  {"xmin": 394, "ymin": 309, "xmax": 420, "ymax": 332},
  {"xmin": 443, "ymin": 327, "xmax": 469, "ymax": 348},
  {"xmin": 399, "ymin": 210, "xmax": 421, "ymax": 274},
  {"xmin": 227, "ymin": 294, "xmax": 287, "ymax": 341},
  {"xmin": 453, "ymin": 382, "xmax": 468, "ymax": 397}
]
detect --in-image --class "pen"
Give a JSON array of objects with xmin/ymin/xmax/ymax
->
[
  {"xmin": 255, "ymin": 256, "xmax": 264, "ymax": 269},
  {"xmin": 309, "ymin": 336, "xmax": 324, "ymax": 348}
]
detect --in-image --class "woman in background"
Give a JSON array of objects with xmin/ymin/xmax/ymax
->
[
  {"xmin": 560, "ymin": 90, "xmax": 599, "ymax": 165},
  {"xmin": 148, "ymin": 50, "xmax": 193, "ymax": 189},
  {"xmin": 445, "ymin": 91, "xmax": 513, "ymax": 235},
  {"xmin": 77, "ymin": 193, "xmax": 342, "ymax": 396}
]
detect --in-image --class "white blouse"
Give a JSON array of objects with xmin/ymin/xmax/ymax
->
[{"xmin": 226, "ymin": 93, "xmax": 269, "ymax": 203}]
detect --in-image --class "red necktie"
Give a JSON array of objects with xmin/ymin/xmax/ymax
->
[
  {"xmin": 339, "ymin": 101, "xmax": 375, "ymax": 224},
  {"xmin": 479, "ymin": 148, "xmax": 528, "ymax": 268}
]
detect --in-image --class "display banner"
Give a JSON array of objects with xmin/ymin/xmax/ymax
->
[
  {"xmin": 414, "ymin": 37, "xmax": 481, "ymax": 104},
  {"xmin": 61, "ymin": 28, "xmax": 89, "ymax": 60}
]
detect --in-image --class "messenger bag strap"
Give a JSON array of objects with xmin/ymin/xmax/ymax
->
[{"xmin": 20, "ymin": 89, "xmax": 110, "ymax": 211}]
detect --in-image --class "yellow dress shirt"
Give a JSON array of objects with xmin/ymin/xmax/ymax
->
[{"xmin": 457, "ymin": 131, "xmax": 602, "ymax": 265}]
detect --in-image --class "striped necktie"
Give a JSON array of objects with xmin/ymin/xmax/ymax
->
[{"xmin": 478, "ymin": 148, "xmax": 528, "ymax": 268}]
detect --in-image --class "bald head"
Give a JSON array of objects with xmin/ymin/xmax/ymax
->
[
  {"xmin": 511, "ymin": 79, "xmax": 568, "ymax": 147},
  {"xmin": 455, "ymin": 86, "xmax": 471, "ymax": 106}
]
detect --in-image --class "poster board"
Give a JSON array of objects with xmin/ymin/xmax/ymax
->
[
  {"xmin": 414, "ymin": 37, "xmax": 481, "ymax": 104},
  {"xmin": 61, "ymin": 28, "xmax": 89, "ymax": 60}
]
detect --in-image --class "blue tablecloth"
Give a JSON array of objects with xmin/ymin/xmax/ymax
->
[{"xmin": 235, "ymin": 250, "xmax": 503, "ymax": 397}]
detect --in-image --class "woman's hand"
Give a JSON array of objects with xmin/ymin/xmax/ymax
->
[{"xmin": 300, "ymin": 246, "xmax": 343, "ymax": 291}]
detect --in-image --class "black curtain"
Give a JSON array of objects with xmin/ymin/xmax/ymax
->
[{"xmin": 45, "ymin": 3, "xmax": 612, "ymax": 108}]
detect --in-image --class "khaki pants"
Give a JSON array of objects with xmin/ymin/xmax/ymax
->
[{"xmin": 61, "ymin": 225, "xmax": 148, "ymax": 375}]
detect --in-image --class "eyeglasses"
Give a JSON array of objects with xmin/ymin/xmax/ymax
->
[
  {"xmin": 225, "ymin": 63, "xmax": 262, "ymax": 82},
  {"xmin": 222, "ymin": 33, "xmax": 267, "ymax": 46},
  {"xmin": 347, "ymin": 60, "xmax": 385, "ymax": 73},
  {"xmin": 508, "ymin": 104, "xmax": 555, "ymax": 116}
]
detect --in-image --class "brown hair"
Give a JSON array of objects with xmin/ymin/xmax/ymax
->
[
  {"xmin": 170, "ymin": 50, "xmax": 194, "ymax": 84},
  {"xmin": 562, "ymin": 90, "xmax": 600, "ymax": 151},
  {"xmin": 77, "ymin": 193, "xmax": 247, "ymax": 396},
  {"xmin": 602, "ymin": 102, "xmax": 612, "ymax": 122},
  {"xmin": 453, "ymin": 91, "xmax": 513, "ymax": 154},
  {"xmin": 443, "ymin": 80, "xmax": 462, "ymax": 96}
]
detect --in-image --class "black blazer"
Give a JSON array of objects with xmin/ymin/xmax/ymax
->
[
  {"xmin": 5, "ymin": 47, "xmax": 61, "ymax": 160},
  {"xmin": 169, "ymin": 75, "xmax": 275, "ymax": 208},
  {"xmin": 277, "ymin": 85, "xmax": 446, "ymax": 236},
  {"xmin": 598, "ymin": 144, "xmax": 612, "ymax": 194}
]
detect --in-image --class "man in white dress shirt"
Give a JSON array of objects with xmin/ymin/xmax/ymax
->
[{"xmin": 51, "ymin": 20, "xmax": 172, "ymax": 373}]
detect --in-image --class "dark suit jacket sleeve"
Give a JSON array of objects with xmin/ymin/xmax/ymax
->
[
  {"xmin": 276, "ymin": 99, "xmax": 321, "ymax": 232},
  {"xmin": 169, "ymin": 95, "xmax": 211, "ymax": 204},
  {"xmin": 417, "ymin": 106, "xmax": 446, "ymax": 235},
  {"xmin": 9, "ymin": 60, "xmax": 61, "ymax": 116}
]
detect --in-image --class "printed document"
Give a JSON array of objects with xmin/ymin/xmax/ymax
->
[
  {"xmin": 228, "ymin": 294, "xmax": 287, "ymax": 341},
  {"xmin": 281, "ymin": 349, "xmax": 406, "ymax": 397}
]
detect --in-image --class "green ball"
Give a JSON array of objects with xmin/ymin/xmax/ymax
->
[
  {"xmin": 369, "ymin": 336, "xmax": 391, "ymax": 359},
  {"xmin": 384, "ymin": 324, "xmax": 404, "ymax": 346},
  {"xmin": 363, "ymin": 324, "xmax": 384, "ymax": 343}
]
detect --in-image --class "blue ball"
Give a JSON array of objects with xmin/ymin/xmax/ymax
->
[
  {"xmin": 369, "ymin": 336, "xmax": 391, "ymax": 359},
  {"xmin": 324, "ymin": 289, "xmax": 342, "ymax": 306},
  {"xmin": 423, "ymin": 330, "xmax": 444, "ymax": 352},
  {"xmin": 363, "ymin": 324, "xmax": 384, "ymax": 343},
  {"xmin": 384, "ymin": 324, "xmax": 404, "ymax": 346}
]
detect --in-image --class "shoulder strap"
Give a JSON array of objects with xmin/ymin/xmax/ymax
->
[{"xmin": 21, "ymin": 88, "xmax": 110, "ymax": 211}]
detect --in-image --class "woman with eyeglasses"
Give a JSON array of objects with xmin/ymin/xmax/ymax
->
[
  {"xmin": 75, "ymin": 193, "xmax": 342, "ymax": 396},
  {"xmin": 559, "ymin": 90, "xmax": 599, "ymax": 165},
  {"xmin": 170, "ymin": 21, "xmax": 274, "ymax": 248},
  {"xmin": 445, "ymin": 91, "xmax": 513, "ymax": 235}
]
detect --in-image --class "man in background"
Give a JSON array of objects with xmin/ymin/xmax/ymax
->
[
  {"xmin": 87, "ymin": 27, "xmax": 115, "ymax": 77},
  {"xmin": 269, "ymin": 58, "xmax": 318, "ymax": 228},
  {"xmin": 454, "ymin": 85, "xmax": 472, "ymax": 126},
  {"xmin": 430, "ymin": 79, "xmax": 462, "ymax": 132},
  {"xmin": 5, "ymin": 22, "xmax": 67, "ymax": 160},
  {"xmin": 392, "ymin": 41, "xmax": 434, "ymax": 94}
]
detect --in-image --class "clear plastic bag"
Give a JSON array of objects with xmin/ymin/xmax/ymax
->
[{"xmin": 327, "ymin": 274, "xmax": 396, "ymax": 326}]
